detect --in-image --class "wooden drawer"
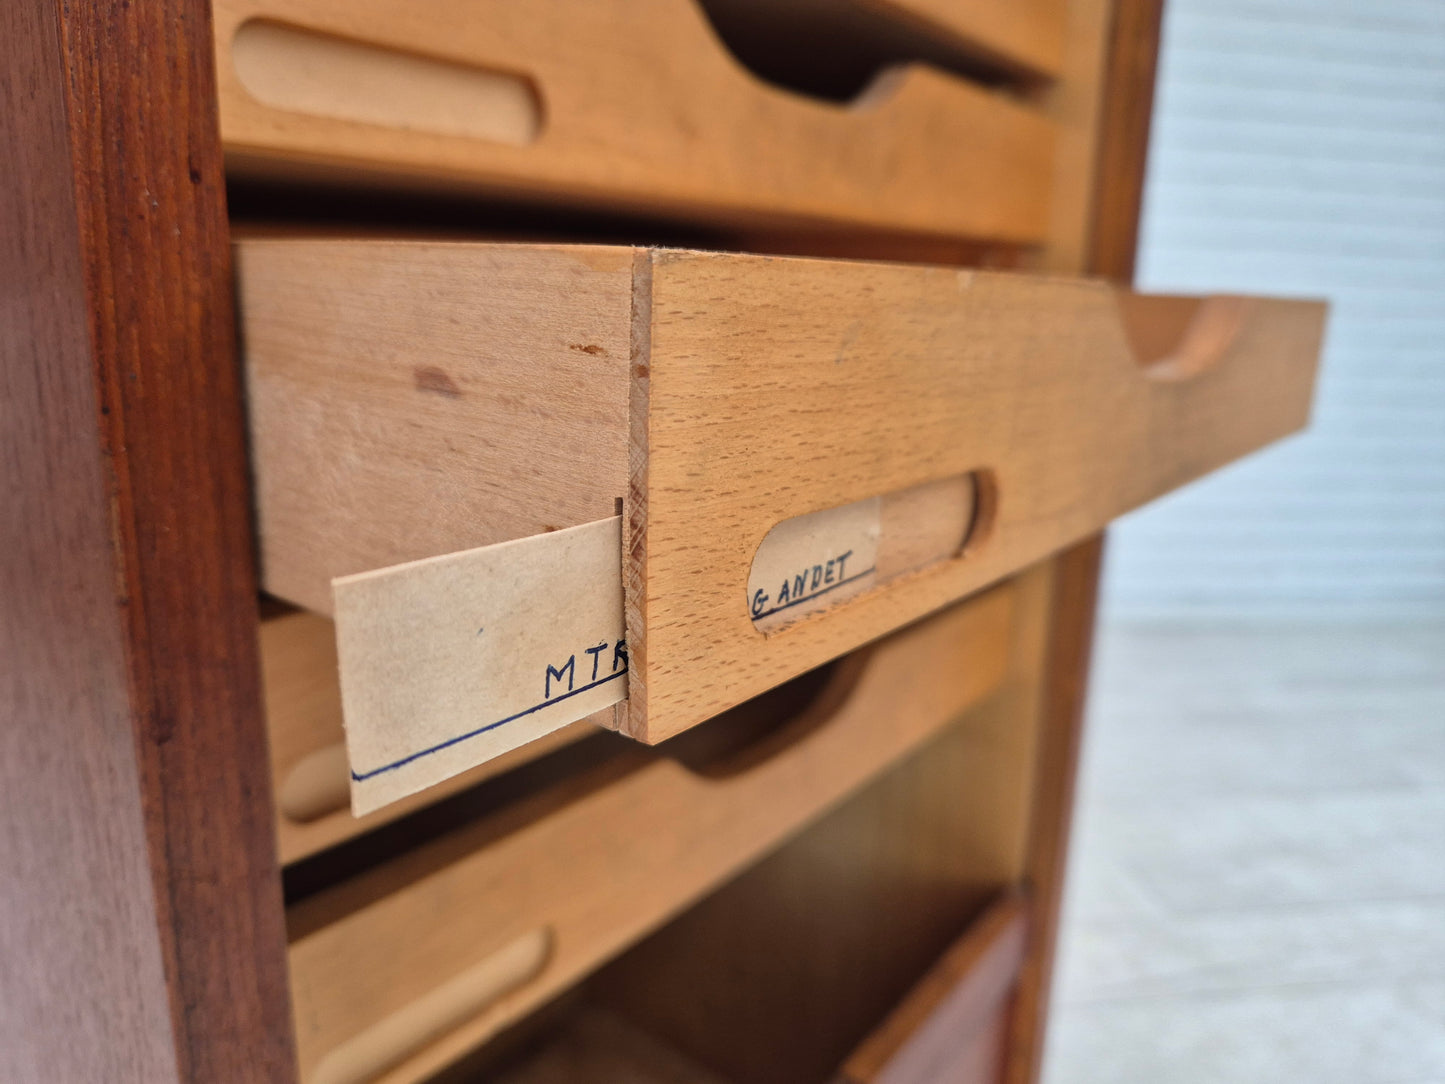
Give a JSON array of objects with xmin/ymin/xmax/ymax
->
[
  {"xmin": 464, "ymin": 893, "xmax": 1028, "ymax": 1084},
  {"xmin": 286, "ymin": 583, "xmax": 1019, "ymax": 1084},
  {"xmin": 212, "ymin": 0, "xmax": 1055, "ymax": 242},
  {"xmin": 237, "ymin": 241, "xmax": 1324, "ymax": 752}
]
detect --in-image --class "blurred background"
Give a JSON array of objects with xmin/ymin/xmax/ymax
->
[{"xmin": 1044, "ymin": 2, "xmax": 1445, "ymax": 1081}]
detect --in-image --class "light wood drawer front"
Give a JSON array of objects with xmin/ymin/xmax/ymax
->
[
  {"xmin": 714, "ymin": 0, "xmax": 1070, "ymax": 83},
  {"xmin": 237, "ymin": 241, "xmax": 1325, "ymax": 747},
  {"xmin": 286, "ymin": 585, "xmax": 1017, "ymax": 1084},
  {"xmin": 212, "ymin": 0, "xmax": 1054, "ymax": 243}
]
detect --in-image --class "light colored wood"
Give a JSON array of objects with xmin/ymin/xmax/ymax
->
[
  {"xmin": 238, "ymin": 242, "xmax": 633, "ymax": 615},
  {"xmin": 332, "ymin": 515, "xmax": 627, "ymax": 815},
  {"xmin": 236, "ymin": 240, "xmax": 1323, "ymax": 746},
  {"xmin": 286, "ymin": 585, "xmax": 1017, "ymax": 1083},
  {"xmin": 589, "ymin": 563, "xmax": 1055, "ymax": 1084},
  {"xmin": 630, "ymin": 250, "xmax": 1322, "ymax": 742},
  {"xmin": 260, "ymin": 611, "xmax": 597, "ymax": 864},
  {"xmin": 212, "ymin": 0, "xmax": 1055, "ymax": 243},
  {"xmin": 864, "ymin": 0, "xmax": 1068, "ymax": 78},
  {"xmin": 839, "ymin": 893, "xmax": 1028, "ymax": 1084}
]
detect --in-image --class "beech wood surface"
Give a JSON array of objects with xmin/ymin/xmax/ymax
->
[
  {"xmin": 286, "ymin": 587, "xmax": 1015, "ymax": 1084},
  {"xmin": 588, "ymin": 564, "xmax": 1054, "ymax": 1084},
  {"xmin": 212, "ymin": 0, "xmax": 1055, "ymax": 243}
]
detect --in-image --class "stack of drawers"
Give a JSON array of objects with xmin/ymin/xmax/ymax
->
[
  {"xmin": 2, "ymin": 2, "xmax": 1323, "ymax": 1082},
  {"xmin": 223, "ymin": 1, "xmax": 1322, "ymax": 1081}
]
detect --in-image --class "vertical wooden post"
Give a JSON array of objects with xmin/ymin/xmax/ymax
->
[
  {"xmin": 1005, "ymin": 2, "xmax": 1164, "ymax": 1082},
  {"xmin": 0, "ymin": 2, "xmax": 295, "ymax": 1080}
]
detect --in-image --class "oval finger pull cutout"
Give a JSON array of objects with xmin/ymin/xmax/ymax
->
[
  {"xmin": 231, "ymin": 20, "xmax": 542, "ymax": 146},
  {"xmin": 747, "ymin": 473, "xmax": 991, "ymax": 633}
]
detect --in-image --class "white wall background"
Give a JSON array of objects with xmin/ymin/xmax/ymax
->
[{"xmin": 1102, "ymin": 0, "xmax": 1445, "ymax": 621}]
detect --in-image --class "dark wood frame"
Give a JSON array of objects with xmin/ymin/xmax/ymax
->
[{"xmin": 2, "ymin": 2, "xmax": 294, "ymax": 1080}]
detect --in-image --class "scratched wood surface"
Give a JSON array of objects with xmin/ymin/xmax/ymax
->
[
  {"xmin": 479, "ymin": 897, "xmax": 1025, "ymax": 1084},
  {"xmin": 285, "ymin": 587, "xmax": 1015, "ymax": 1084},
  {"xmin": 236, "ymin": 240, "xmax": 1323, "ymax": 749},
  {"xmin": 237, "ymin": 241, "xmax": 633, "ymax": 615},
  {"xmin": 212, "ymin": 0, "xmax": 1054, "ymax": 244}
]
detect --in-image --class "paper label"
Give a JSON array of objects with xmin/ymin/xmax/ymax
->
[
  {"xmin": 747, "ymin": 496, "xmax": 881, "ymax": 632},
  {"xmin": 333, "ymin": 516, "xmax": 626, "ymax": 815}
]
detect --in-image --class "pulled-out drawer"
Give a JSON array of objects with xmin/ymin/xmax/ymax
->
[
  {"xmin": 285, "ymin": 583, "xmax": 1017, "ymax": 1084},
  {"xmin": 237, "ymin": 241, "xmax": 1324, "ymax": 759},
  {"xmin": 212, "ymin": 0, "xmax": 1055, "ymax": 242}
]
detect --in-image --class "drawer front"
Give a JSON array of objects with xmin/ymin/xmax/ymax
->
[
  {"xmin": 237, "ymin": 241, "xmax": 1324, "ymax": 751},
  {"xmin": 212, "ymin": 0, "xmax": 1054, "ymax": 242},
  {"xmin": 286, "ymin": 583, "xmax": 1018, "ymax": 1084}
]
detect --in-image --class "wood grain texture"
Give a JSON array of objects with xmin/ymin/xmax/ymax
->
[
  {"xmin": 1085, "ymin": 0, "xmax": 1163, "ymax": 283},
  {"xmin": 286, "ymin": 587, "xmax": 1016, "ymax": 1084},
  {"xmin": 212, "ymin": 0, "xmax": 1055, "ymax": 243},
  {"xmin": 630, "ymin": 249, "xmax": 1322, "ymax": 742},
  {"xmin": 839, "ymin": 893, "xmax": 1028, "ymax": 1084},
  {"xmin": 1004, "ymin": 537, "xmax": 1103, "ymax": 1084},
  {"xmin": 237, "ymin": 240, "xmax": 1323, "ymax": 748},
  {"xmin": 1, "ymin": 1, "xmax": 295, "ymax": 1081},
  {"xmin": 1004, "ymin": 7, "xmax": 1164, "ymax": 1083},
  {"xmin": 589, "ymin": 565, "xmax": 1054, "ymax": 1084}
]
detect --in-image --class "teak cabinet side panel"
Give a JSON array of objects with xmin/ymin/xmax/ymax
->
[{"xmin": 2, "ymin": 1, "xmax": 296, "ymax": 1080}]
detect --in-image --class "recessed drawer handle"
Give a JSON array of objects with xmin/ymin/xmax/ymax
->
[
  {"xmin": 231, "ymin": 20, "xmax": 541, "ymax": 146},
  {"xmin": 278, "ymin": 741, "xmax": 350, "ymax": 824},
  {"xmin": 1120, "ymin": 293, "xmax": 1252, "ymax": 382},
  {"xmin": 309, "ymin": 927, "xmax": 552, "ymax": 1084},
  {"xmin": 748, "ymin": 472, "xmax": 995, "ymax": 632}
]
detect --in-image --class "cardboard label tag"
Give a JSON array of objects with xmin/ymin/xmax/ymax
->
[
  {"xmin": 333, "ymin": 516, "xmax": 626, "ymax": 815},
  {"xmin": 747, "ymin": 497, "xmax": 882, "ymax": 632}
]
